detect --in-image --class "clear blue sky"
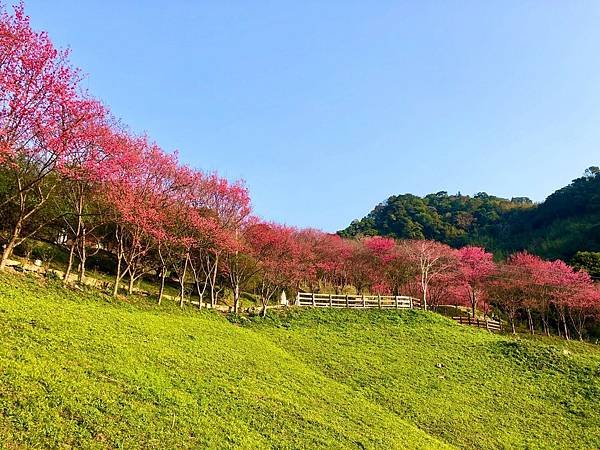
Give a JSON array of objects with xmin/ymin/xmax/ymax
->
[{"xmin": 18, "ymin": 1, "xmax": 600, "ymax": 231}]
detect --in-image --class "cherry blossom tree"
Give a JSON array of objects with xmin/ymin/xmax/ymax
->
[
  {"xmin": 567, "ymin": 284, "xmax": 600, "ymax": 340},
  {"xmin": 104, "ymin": 137, "xmax": 180, "ymax": 297},
  {"xmin": 402, "ymin": 240, "xmax": 457, "ymax": 310},
  {"xmin": 246, "ymin": 222, "xmax": 302, "ymax": 316},
  {"xmin": 56, "ymin": 103, "xmax": 119, "ymax": 282},
  {"xmin": 456, "ymin": 246, "xmax": 496, "ymax": 317},
  {"xmin": 0, "ymin": 4, "xmax": 88, "ymax": 269},
  {"xmin": 544, "ymin": 259, "xmax": 595, "ymax": 340},
  {"xmin": 223, "ymin": 218, "xmax": 261, "ymax": 314},
  {"xmin": 193, "ymin": 174, "xmax": 251, "ymax": 307},
  {"xmin": 488, "ymin": 262, "xmax": 528, "ymax": 333},
  {"xmin": 312, "ymin": 233, "xmax": 353, "ymax": 293}
]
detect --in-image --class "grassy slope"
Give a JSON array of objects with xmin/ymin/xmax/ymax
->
[
  {"xmin": 0, "ymin": 274, "xmax": 598, "ymax": 449},
  {"xmin": 246, "ymin": 310, "xmax": 600, "ymax": 449},
  {"xmin": 0, "ymin": 274, "xmax": 442, "ymax": 449}
]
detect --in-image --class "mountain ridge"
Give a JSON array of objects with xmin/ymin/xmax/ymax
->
[{"xmin": 338, "ymin": 166, "xmax": 600, "ymax": 260}]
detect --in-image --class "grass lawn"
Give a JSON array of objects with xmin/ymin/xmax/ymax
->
[
  {"xmin": 0, "ymin": 273, "xmax": 598, "ymax": 448},
  {"xmin": 246, "ymin": 309, "xmax": 600, "ymax": 449},
  {"xmin": 0, "ymin": 274, "xmax": 442, "ymax": 449}
]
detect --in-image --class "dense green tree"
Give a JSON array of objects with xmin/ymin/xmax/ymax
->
[
  {"xmin": 340, "ymin": 167, "xmax": 600, "ymax": 260},
  {"xmin": 571, "ymin": 252, "xmax": 600, "ymax": 280}
]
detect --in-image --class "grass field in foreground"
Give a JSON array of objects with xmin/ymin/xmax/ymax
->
[
  {"xmin": 246, "ymin": 309, "xmax": 600, "ymax": 449},
  {"xmin": 0, "ymin": 273, "xmax": 599, "ymax": 448}
]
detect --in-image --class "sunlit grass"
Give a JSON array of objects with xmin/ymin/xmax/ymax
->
[
  {"xmin": 0, "ymin": 273, "xmax": 443, "ymax": 449},
  {"xmin": 0, "ymin": 273, "xmax": 598, "ymax": 448}
]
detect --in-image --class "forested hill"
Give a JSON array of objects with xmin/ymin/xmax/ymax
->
[{"xmin": 339, "ymin": 167, "xmax": 600, "ymax": 260}]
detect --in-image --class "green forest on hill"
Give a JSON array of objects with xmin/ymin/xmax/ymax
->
[{"xmin": 340, "ymin": 167, "xmax": 600, "ymax": 261}]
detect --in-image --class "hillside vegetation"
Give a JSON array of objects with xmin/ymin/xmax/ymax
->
[
  {"xmin": 340, "ymin": 167, "xmax": 600, "ymax": 260},
  {"xmin": 0, "ymin": 274, "xmax": 440, "ymax": 449},
  {"xmin": 1, "ymin": 274, "xmax": 599, "ymax": 448}
]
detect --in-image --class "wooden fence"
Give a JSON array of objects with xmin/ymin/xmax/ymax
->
[
  {"xmin": 295, "ymin": 292, "xmax": 421, "ymax": 309},
  {"xmin": 451, "ymin": 316, "xmax": 502, "ymax": 332}
]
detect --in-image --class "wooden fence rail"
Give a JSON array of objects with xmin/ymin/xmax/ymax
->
[
  {"xmin": 451, "ymin": 316, "xmax": 502, "ymax": 332},
  {"xmin": 295, "ymin": 293, "xmax": 503, "ymax": 333},
  {"xmin": 295, "ymin": 292, "xmax": 421, "ymax": 310}
]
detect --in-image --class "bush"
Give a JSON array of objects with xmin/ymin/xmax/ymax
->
[
  {"xmin": 31, "ymin": 245, "xmax": 57, "ymax": 263},
  {"xmin": 86, "ymin": 249, "xmax": 117, "ymax": 275}
]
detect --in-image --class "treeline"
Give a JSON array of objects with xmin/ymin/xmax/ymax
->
[
  {"xmin": 304, "ymin": 237, "xmax": 600, "ymax": 340},
  {"xmin": 339, "ymin": 192, "xmax": 532, "ymax": 247},
  {"xmin": 340, "ymin": 167, "xmax": 600, "ymax": 260},
  {"xmin": 0, "ymin": 4, "xmax": 599, "ymax": 339},
  {"xmin": 0, "ymin": 4, "xmax": 255, "ymax": 310}
]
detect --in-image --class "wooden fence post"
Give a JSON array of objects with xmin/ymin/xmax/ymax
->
[
  {"xmin": 345, "ymin": 294, "xmax": 349, "ymax": 308},
  {"xmin": 378, "ymin": 295, "xmax": 381, "ymax": 309},
  {"xmin": 312, "ymin": 292, "xmax": 316, "ymax": 307},
  {"xmin": 362, "ymin": 294, "xmax": 366, "ymax": 308},
  {"xmin": 395, "ymin": 296, "xmax": 399, "ymax": 309},
  {"xmin": 409, "ymin": 297, "xmax": 413, "ymax": 309},
  {"xmin": 329, "ymin": 293, "xmax": 333, "ymax": 307}
]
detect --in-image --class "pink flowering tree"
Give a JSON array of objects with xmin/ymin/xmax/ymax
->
[
  {"xmin": 246, "ymin": 222, "xmax": 303, "ymax": 316},
  {"xmin": 456, "ymin": 246, "xmax": 496, "ymax": 317},
  {"xmin": 0, "ymin": 4, "xmax": 89, "ymax": 269},
  {"xmin": 402, "ymin": 240, "xmax": 457, "ymax": 310},
  {"xmin": 104, "ymin": 137, "xmax": 180, "ymax": 297}
]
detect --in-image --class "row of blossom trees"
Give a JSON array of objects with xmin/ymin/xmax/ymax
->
[
  {"xmin": 0, "ymin": 4, "xmax": 254, "ymax": 311},
  {"xmin": 0, "ymin": 4, "xmax": 598, "ymax": 338},
  {"xmin": 266, "ymin": 233, "xmax": 599, "ymax": 340}
]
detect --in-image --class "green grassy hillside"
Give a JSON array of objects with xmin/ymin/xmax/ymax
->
[
  {"xmin": 247, "ymin": 310, "xmax": 600, "ymax": 448},
  {"xmin": 0, "ymin": 274, "xmax": 599, "ymax": 448}
]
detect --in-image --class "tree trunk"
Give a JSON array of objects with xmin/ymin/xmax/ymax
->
[
  {"xmin": 261, "ymin": 301, "xmax": 268, "ymax": 317},
  {"xmin": 471, "ymin": 290, "xmax": 477, "ymax": 317},
  {"xmin": 190, "ymin": 258, "xmax": 214, "ymax": 309},
  {"xmin": 77, "ymin": 228, "xmax": 87, "ymax": 283},
  {"xmin": 561, "ymin": 311, "xmax": 570, "ymax": 340},
  {"xmin": 179, "ymin": 255, "xmax": 189, "ymax": 308},
  {"xmin": 112, "ymin": 228, "xmax": 124, "ymax": 298},
  {"xmin": 527, "ymin": 309, "xmax": 534, "ymax": 335},
  {"xmin": 214, "ymin": 286, "xmax": 223, "ymax": 305},
  {"xmin": 0, "ymin": 218, "xmax": 22, "ymax": 271},
  {"xmin": 189, "ymin": 258, "xmax": 207, "ymax": 309},
  {"xmin": 568, "ymin": 310, "xmax": 585, "ymax": 341},
  {"xmin": 157, "ymin": 246, "xmax": 166, "ymax": 305},
  {"xmin": 210, "ymin": 254, "xmax": 219, "ymax": 308},
  {"xmin": 158, "ymin": 266, "xmax": 166, "ymax": 305},
  {"xmin": 197, "ymin": 287, "xmax": 204, "ymax": 309},
  {"xmin": 233, "ymin": 283, "xmax": 240, "ymax": 314},
  {"xmin": 64, "ymin": 239, "xmax": 77, "ymax": 282},
  {"xmin": 113, "ymin": 255, "xmax": 122, "ymax": 298},
  {"xmin": 128, "ymin": 271, "xmax": 135, "ymax": 295},
  {"xmin": 66, "ymin": 195, "xmax": 84, "ymax": 282}
]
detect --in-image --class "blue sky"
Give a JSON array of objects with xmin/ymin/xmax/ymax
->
[{"xmin": 19, "ymin": 1, "xmax": 600, "ymax": 231}]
